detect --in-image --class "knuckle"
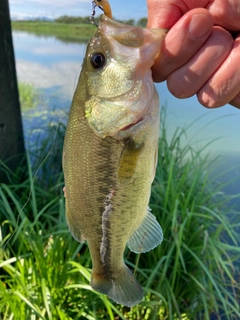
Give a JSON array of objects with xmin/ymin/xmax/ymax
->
[
  {"xmin": 198, "ymin": 88, "xmax": 226, "ymax": 108},
  {"xmin": 167, "ymin": 69, "xmax": 195, "ymax": 98}
]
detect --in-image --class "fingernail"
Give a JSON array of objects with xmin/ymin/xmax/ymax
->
[{"xmin": 188, "ymin": 14, "xmax": 213, "ymax": 39}]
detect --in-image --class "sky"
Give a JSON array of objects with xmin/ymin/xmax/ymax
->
[{"xmin": 9, "ymin": 0, "xmax": 148, "ymax": 20}]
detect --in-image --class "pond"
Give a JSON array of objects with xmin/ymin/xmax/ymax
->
[{"xmin": 12, "ymin": 30, "xmax": 240, "ymax": 209}]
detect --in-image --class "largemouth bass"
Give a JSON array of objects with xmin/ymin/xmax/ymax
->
[{"xmin": 63, "ymin": 14, "xmax": 165, "ymax": 307}]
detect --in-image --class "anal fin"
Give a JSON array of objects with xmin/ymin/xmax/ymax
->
[{"xmin": 127, "ymin": 208, "xmax": 163, "ymax": 253}]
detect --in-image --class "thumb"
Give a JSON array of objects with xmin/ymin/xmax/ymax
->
[{"xmin": 149, "ymin": 8, "xmax": 213, "ymax": 82}]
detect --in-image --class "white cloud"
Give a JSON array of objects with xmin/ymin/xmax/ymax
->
[
  {"xmin": 11, "ymin": 11, "xmax": 53, "ymax": 20},
  {"xmin": 9, "ymin": 0, "xmax": 147, "ymax": 20},
  {"xmin": 32, "ymin": 45, "xmax": 84, "ymax": 56},
  {"xmin": 9, "ymin": 0, "xmax": 92, "ymax": 19},
  {"xmin": 10, "ymin": 0, "xmax": 89, "ymax": 5},
  {"xmin": 16, "ymin": 59, "xmax": 82, "ymax": 98}
]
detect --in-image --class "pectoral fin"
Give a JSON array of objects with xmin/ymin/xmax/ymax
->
[
  {"xmin": 65, "ymin": 199, "xmax": 86, "ymax": 243},
  {"xmin": 117, "ymin": 139, "xmax": 143, "ymax": 181},
  {"xmin": 127, "ymin": 207, "xmax": 163, "ymax": 253}
]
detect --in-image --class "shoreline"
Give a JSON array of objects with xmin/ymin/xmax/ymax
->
[{"xmin": 11, "ymin": 21, "xmax": 96, "ymax": 42}]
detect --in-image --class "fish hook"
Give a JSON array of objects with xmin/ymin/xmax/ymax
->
[
  {"xmin": 95, "ymin": 0, "xmax": 113, "ymax": 19},
  {"xmin": 90, "ymin": 0, "xmax": 113, "ymax": 27},
  {"xmin": 90, "ymin": 1, "xmax": 102, "ymax": 27}
]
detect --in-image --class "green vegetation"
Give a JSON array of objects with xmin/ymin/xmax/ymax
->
[
  {"xmin": 1, "ymin": 109, "xmax": 240, "ymax": 319},
  {"xmin": 47, "ymin": 15, "xmax": 147, "ymax": 27},
  {"xmin": 18, "ymin": 82, "xmax": 43, "ymax": 110},
  {"xmin": 11, "ymin": 21, "xmax": 96, "ymax": 42},
  {"xmin": 55, "ymin": 15, "xmax": 94, "ymax": 24},
  {"xmin": 54, "ymin": 15, "xmax": 144, "ymax": 26},
  {"xmin": 11, "ymin": 16, "xmax": 148, "ymax": 42}
]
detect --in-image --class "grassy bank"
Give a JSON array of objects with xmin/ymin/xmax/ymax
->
[
  {"xmin": 11, "ymin": 21, "xmax": 95, "ymax": 42},
  {"xmin": 11, "ymin": 17, "xmax": 148, "ymax": 43},
  {"xmin": 1, "ymin": 109, "xmax": 240, "ymax": 319}
]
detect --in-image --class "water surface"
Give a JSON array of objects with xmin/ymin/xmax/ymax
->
[{"xmin": 12, "ymin": 30, "xmax": 240, "ymax": 206}]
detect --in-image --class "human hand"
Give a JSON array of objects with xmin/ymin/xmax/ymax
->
[{"xmin": 147, "ymin": 0, "xmax": 240, "ymax": 109}]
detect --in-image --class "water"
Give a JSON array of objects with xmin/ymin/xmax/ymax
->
[{"xmin": 12, "ymin": 30, "xmax": 240, "ymax": 205}]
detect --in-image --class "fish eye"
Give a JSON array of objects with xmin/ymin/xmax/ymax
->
[{"xmin": 90, "ymin": 52, "xmax": 106, "ymax": 69}]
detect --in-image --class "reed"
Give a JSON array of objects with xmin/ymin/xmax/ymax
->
[{"xmin": 0, "ymin": 108, "xmax": 239, "ymax": 319}]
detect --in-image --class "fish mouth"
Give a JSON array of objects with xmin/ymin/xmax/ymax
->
[
  {"xmin": 111, "ymin": 117, "xmax": 146, "ymax": 140},
  {"xmin": 91, "ymin": 115, "xmax": 145, "ymax": 140},
  {"xmin": 120, "ymin": 118, "xmax": 144, "ymax": 132}
]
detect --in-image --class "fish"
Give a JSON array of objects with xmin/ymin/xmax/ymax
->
[{"xmin": 62, "ymin": 14, "xmax": 166, "ymax": 307}]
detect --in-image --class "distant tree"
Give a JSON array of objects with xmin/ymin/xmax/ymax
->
[
  {"xmin": 0, "ymin": 0, "xmax": 26, "ymax": 182},
  {"xmin": 115, "ymin": 19, "xmax": 135, "ymax": 26},
  {"xmin": 136, "ymin": 18, "xmax": 148, "ymax": 28},
  {"xmin": 54, "ymin": 15, "xmax": 141, "ymax": 27},
  {"xmin": 55, "ymin": 15, "xmax": 91, "ymax": 24},
  {"xmin": 123, "ymin": 19, "xmax": 135, "ymax": 26}
]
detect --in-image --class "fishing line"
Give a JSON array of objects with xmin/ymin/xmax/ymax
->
[{"xmin": 1, "ymin": 117, "xmax": 63, "ymax": 250}]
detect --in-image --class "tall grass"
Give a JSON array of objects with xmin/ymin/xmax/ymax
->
[
  {"xmin": 145, "ymin": 110, "xmax": 240, "ymax": 318},
  {"xmin": 0, "ymin": 109, "xmax": 240, "ymax": 319}
]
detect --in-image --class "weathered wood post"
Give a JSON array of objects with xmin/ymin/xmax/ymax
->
[{"xmin": 0, "ymin": 0, "xmax": 26, "ymax": 183}]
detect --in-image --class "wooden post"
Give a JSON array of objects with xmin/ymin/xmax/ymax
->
[{"xmin": 0, "ymin": 0, "xmax": 26, "ymax": 183}]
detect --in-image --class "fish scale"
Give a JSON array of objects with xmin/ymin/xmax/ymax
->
[{"xmin": 63, "ymin": 14, "xmax": 166, "ymax": 306}]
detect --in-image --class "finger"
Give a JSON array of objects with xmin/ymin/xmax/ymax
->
[
  {"xmin": 229, "ymin": 93, "xmax": 240, "ymax": 109},
  {"xmin": 147, "ymin": 0, "xmax": 240, "ymax": 31},
  {"xmin": 167, "ymin": 27, "xmax": 233, "ymax": 98},
  {"xmin": 147, "ymin": 0, "xmax": 182, "ymax": 29},
  {"xmin": 147, "ymin": 0, "xmax": 211, "ymax": 29},
  {"xmin": 207, "ymin": 1, "xmax": 240, "ymax": 30},
  {"xmin": 198, "ymin": 35, "xmax": 240, "ymax": 108},
  {"xmin": 151, "ymin": 8, "xmax": 213, "ymax": 82}
]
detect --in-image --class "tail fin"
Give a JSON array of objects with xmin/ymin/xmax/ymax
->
[{"xmin": 91, "ymin": 265, "xmax": 143, "ymax": 307}]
